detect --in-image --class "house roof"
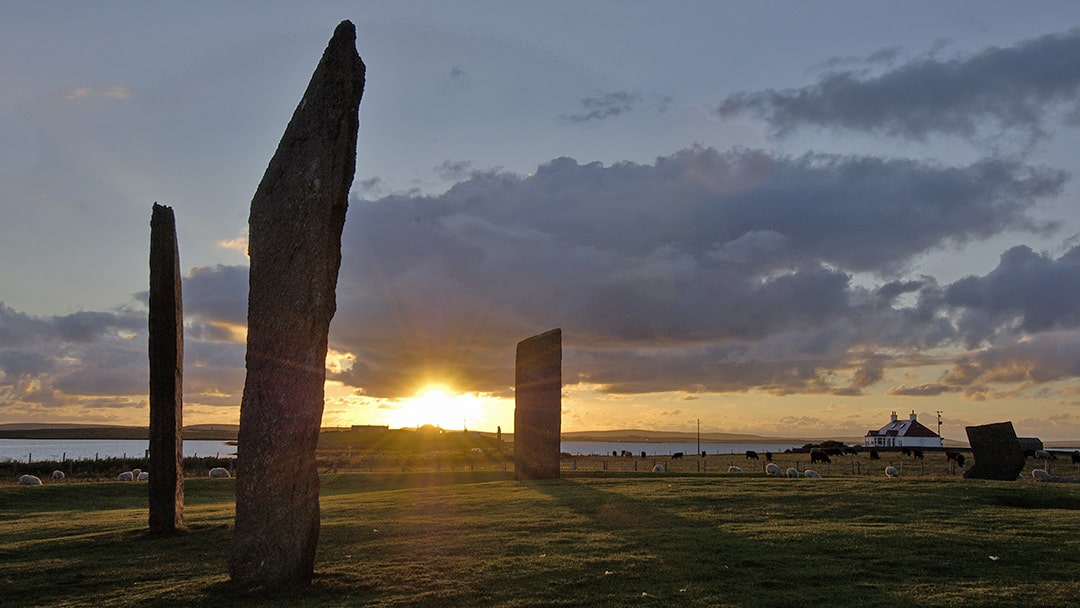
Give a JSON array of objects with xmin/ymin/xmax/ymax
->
[{"xmin": 865, "ymin": 418, "xmax": 940, "ymax": 439}]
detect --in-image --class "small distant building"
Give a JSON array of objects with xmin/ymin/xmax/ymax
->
[
  {"xmin": 1018, "ymin": 437, "xmax": 1043, "ymax": 453},
  {"xmin": 350, "ymin": 425, "xmax": 389, "ymax": 433},
  {"xmin": 864, "ymin": 411, "xmax": 943, "ymax": 449}
]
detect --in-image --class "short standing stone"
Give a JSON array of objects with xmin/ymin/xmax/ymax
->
[
  {"xmin": 229, "ymin": 20, "xmax": 365, "ymax": 588},
  {"xmin": 148, "ymin": 202, "xmax": 184, "ymax": 534},
  {"xmin": 963, "ymin": 421, "xmax": 1025, "ymax": 481},
  {"xmin": 514, "ymin": 328, "xmax": 562, "ymax": 480}
]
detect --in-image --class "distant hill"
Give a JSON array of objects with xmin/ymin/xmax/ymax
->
[
  {"xmin": 560, "ymin": 428, "xmax": 861, "ymax": 445},
  {"xmin": 0, "ymin": 423, "xmax": 239, "ymax": 441}
]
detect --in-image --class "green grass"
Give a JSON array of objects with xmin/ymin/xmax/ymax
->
[{"xmin": 3, "ymin": 473, "xmax": 1080, "ymax": 607}]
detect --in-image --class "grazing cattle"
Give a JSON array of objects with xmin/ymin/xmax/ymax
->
[
  {"xmin": 1035, "ymin": 450, "xmax": 1057, "ymax": 461},
  {"xmin": 51, "ymin": 470, "xmax": 65, "ymax": 481},
  {"xmin": 955, "ymin": 454, "xmax": 965, "ymax": 467},
  {"xmin": 745, "ymin": 450, "xmax": 759, "ymax": 460},
  {"xmin": 1072, "ymin": 451, "xmax": 1080, "ymax": 465},
  {"xmin": 912, "ymin": 450, "xmax": 924, "ymax": 460},
  {"xmin": 884, "ymin": 466, "xmax": 898, "ymax": 478},
  {"xmin": 826, "ymin": 448, "xmax": 843, "ymax": 457},
  {"xmin": 671, "ymin": 452, "xmax": 684, "ymax": 459},
  {"xmin": 620, "ymin": 450, "xmax": 633, "ymax": 458},
  {"xmin": 208, "ymin": 467, "xmax": 231, "ymax": 479},
  {"xmin": 701, "ymin": 451, "xmax": 707, "ymax": 458},
  {"xmin": 804, "ymin": 470, "xmax": 822, "ymax": 478},
  {"xmin": 764, "ymin": 452, "xmax": 773, "ymax": 462},
  {"xmin": 18, "ymin": 474, "xmax": 42, "ymax": 486},
  {"xmin": 641, "ymin": 451, "xmax": 647, "ymax": 459},
  {"xmin": 765, "ymin": 463, "xmax": 782, "ymax": 476},
  {"xmin": 901, "ymin": 447, "xmax": 911, "ymax": 457},
  {"xmin": 612, "ymin": 450, "xmax": 618, "ymax": 457},
  {"xmin": 946, "ymin": 451, "xmax": 961, "ymax": 462},
  {"xmin": 727, "ymin": 466, "xmax": 743, "ymax": 473},
  {"xmin": 869, "ymin": 449, "xmax": 880, "ymax": 460},
  {"xmin": 810, "ymin": 451, "xmax": 831, "ymax": 464},
  {"xmin": 844, "ymin": 446, "xmax": 858, "ymax": 455}
]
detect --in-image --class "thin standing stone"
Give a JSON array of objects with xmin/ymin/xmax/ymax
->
[
  {"xmin": 148, "ymin": 202, "xmax": 184, "ymax": 534},
  {"xmin": 514, "ymin": 328, "xmax": 562, "ymax": 480},
  {"xmin": 229, "ymin": 20, "xmax": 365, "ymax": 588}
]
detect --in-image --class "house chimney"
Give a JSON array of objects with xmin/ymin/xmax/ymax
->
[
  {"xmin": 910, "ymin": 410, "xmax": 917, "ymax": 421},
  {"xmin": 890, "ymin": 411, "xmax": 898, "ymax": 423}
]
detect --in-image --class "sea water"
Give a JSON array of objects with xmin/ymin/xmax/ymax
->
[{"xmin": 0, "ymin": 439, "xmax": 236, "ymax": 463}]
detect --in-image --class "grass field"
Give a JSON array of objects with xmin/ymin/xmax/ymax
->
[{"xmin": 3, "ymin": 471, "xmax": 1080, "ymax": 607}]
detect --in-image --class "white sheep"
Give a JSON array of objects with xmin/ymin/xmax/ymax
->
[
  {"xmin": 132, "ymin": 468, "xmax": 142, "ymax": 478},
  {"xmin": 209, "ymin": 467, "xmax": 231, "ymax": 479},
  {"xmin": 18, "ymin": 474, "xmax": 42, "ymax": 486},
  {"xmin": 786, "ymin": 467, "xmax": 799, "ymax": 478},
  {"xmin": 884, "ymin": 466, "xmax": 898, "ymax": 478},
  {"xmin": 651, "ymin": 463, "xmax": 665, "ymax": 472},
  {"xmin": 51, "ymin": 470, "xmax": 65, "ymax": 481},
  {"xmin": 765, "ymin": 462, "xmax": 782, "ymax": 476},
  {"xmin": 116, "ymin": 471, "xmax": 134, "ymax": 481},
  {"xmin": 803, "ymin": 469, "xmax": 822, "ymax": 478},
  {"xmin": 1032, "ymin": 468, "xmax": 1052, "ymax": 481},
  {"xmin": 137, "ymin": 471, "xmax": 150, "ymax": 481},
  {"xmin": 727, "ymin": 466, "xmax": 743, "ymax": 473}
]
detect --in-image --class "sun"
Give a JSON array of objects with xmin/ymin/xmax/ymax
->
[{"xmin": 386, "ymin": 383, "xmax": 498, "ymax": 431}]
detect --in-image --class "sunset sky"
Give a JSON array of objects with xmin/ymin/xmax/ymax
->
[{"xmin": 4, "ymin": 2, "xmax": 1080, "ymax": 441}]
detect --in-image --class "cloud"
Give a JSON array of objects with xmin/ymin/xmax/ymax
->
[
  {"xmin": 561, "ymin": 90, "xmax": 641, "ymax": 123},
  {"xmin": 718, "ymin": 28, "xmax": 1080, "ymax": 146},
  {"xmin": 945, "ymin": 245, "xmax": 1080, "ymax": 345},
  {"xmin": 1, "ymin": 144, "xmax": 1074, "ymax": 416}
]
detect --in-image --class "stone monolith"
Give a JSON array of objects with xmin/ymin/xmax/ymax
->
[
  {"xmin": 514, "ymin": 328, "xmax": 562, "ymax": 480},
  {"xmin": 148, "ymin": 202, "xmax": 184, "ymax": 534},
  {"xmin": 229, "ymin": 20, "xmax": 365, "ymax": 588},
  {"xmin": 963, "ymin": 421, "xmax": 1025, "ymax": 481}
]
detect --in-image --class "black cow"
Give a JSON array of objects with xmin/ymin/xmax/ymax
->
[
  {"xmin": 912, "ymin": 450, "xmax": 924, "ymax": 460},
  {"xmin": 810, "ymin": 451, "xmax": 831, "ymax": 464},
  {"xmin": 745, "ymin": 450, "xmax": 759, "ymax": 460},
  {"xmin": 641, "ymin": 451, "xmax": 647, "ymax": 459},
  {"xmin": 826, "ymin": 448, "xmax": 843, "ymax": 457},
  {"xmin": 764, "ymin": 452, "xmax": 773, "ymax": 462},
  {"xmin": 901, "ymin": 447, "xmax": 911, "ymax": 457},
  {"xmin": 701, "ymin": 451, "xmax": 707, "ymax": 458},
  {"xmin": 844, "ymin": 446, "xmax": 859, "ymax": 455},
  {"xmin": 955, "ymin": 454, "xmax": 965, "ymax": 467},
  {"xmin": 869, "ymin": 449, "xmax": 880, "ymax": 460},
  {"xmin": 672, "ymin": 452, "xmax": 684, "ymax": 459}
]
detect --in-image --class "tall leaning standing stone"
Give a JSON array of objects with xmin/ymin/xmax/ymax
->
[
  {"xmin": 514, "ymin": 328, "xmax": 562, "ymax": 480},
  {"xmin": 148, "ymin": 202, "xmax": 184, "ymax": 534},
  {"xmin": 229, "ymin": 20, "xmax": 365, "ymax": 588}
]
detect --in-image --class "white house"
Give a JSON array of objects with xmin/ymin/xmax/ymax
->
[{"xmin": 864, "ymin": 411, "xmax": 943, "ymax": 449}]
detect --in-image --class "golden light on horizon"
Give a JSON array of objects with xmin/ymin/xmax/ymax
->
[{"xmin": 384, "ymin": 383, "xmax": 504, "ymax": 431}]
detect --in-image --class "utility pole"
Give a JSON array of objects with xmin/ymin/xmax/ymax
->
[
  {"xmin": 936, "ymin": 411, "xmax": 943, "ymax": 438},
  {"xmin": 697, "ymin": 418, "xmax": 701, "ymax": 456}
]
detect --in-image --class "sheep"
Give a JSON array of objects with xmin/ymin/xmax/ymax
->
[
  {"xmin": 208, "ymin": 467, "xmax": 231, "ymax": 479},
  {"xmin": 51, "ymin": 470, "xmax": 65, "ymax": 481},
  {"xmin": 18, "ymin": 474, "xmax": 42, "ymax": 486},
  {"xmin": 884, "ymin": 466, "xmax": 898, "ymax": 478},
  {"xmin": 132, "ymin": 468, "xmax": 143, "ymax": 478},
  {"xmin": 786, "ymin": 467, "xmax": 799, "ymax": 478},
  {"xmin": 1032, "ymin": 468, "xmax": 1053, "ymax": 481},
  {"xmin": 1035, "ymin": 450, "xmax": 1056, "ymax": 461},
  {"xmin": 803, "ymin": 469, "xmax": 822, "ymax": 478},
  {"xmin": 765, "ymin": 462, "xmax": 782, "ymax": 476},
  {"xmin": 727, "ymin": 466, "xmax": 743, "ymax": 473},
  {"xmin": 116, "ymin": 471, "xmax": 134, "ymax": 481},
  {"xmin": 137, "ymin": 471, "xmax": 150, "ymax": 481},
  {"xmin": 651, "ymin": 463, "xmax": 665, "ymax": 472}
]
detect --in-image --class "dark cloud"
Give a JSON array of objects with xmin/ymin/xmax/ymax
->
[
  {"xmin": 330, "ymin": 146, "xmax": 1060, "ymax": 397},
  {"xmin": 718, "ymin": 28, "xmax": 1080, "ymax": 145},
  {"xmin": 2, "ymin": 143, "xmax": 1075, "ymax": 412},
  {"xmin": 561, "ymin": 90, "xmax": 641, "ymax": 123},
  {"xmin": 945, "ymin": 245, "xmax": 1080, "ymax": 345}
]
